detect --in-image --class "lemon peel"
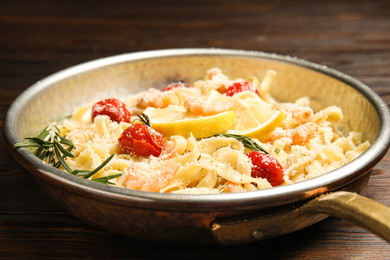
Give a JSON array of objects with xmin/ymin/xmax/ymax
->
[
  {"xmin": 225, "ymin": 92, "xmax": 285, "ymax": 139},
  {"xmin": 226, "ymin": 110, "xmax": 286, "ymax": 140},
  {"xmin": 144, "ymin": 106, "xmax": 236, "ymax": 138}
]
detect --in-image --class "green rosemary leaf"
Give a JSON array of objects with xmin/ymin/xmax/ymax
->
[
  {"xmin": 91, "ymin": 173, "xmax": 122, "ymax": 184},
  {"xmin": 216, "ymin": 133, "xmax": 269, "ymax": 154},
  {"xmin": 39, "ymin": 150, "xmax": 50, "ymax": 163},
  {"xmin": 25, "ymin": 137, "xmax": 52, "ymax": 148},
  {"xmin": 36, "ymin": 129, "xmax": 49, "ymax": 140},
  {"xmin": 33, "ymin": 147, "xmax": 44, "ymax": 159},
  {"xmin": 53, "ymin": 161, "xmax": 62, "ymax": 168},
  {"xmin": 54, "ymin": 140, "xmax": 74, "ymax": 158},
  {"xmin": 71, "ymin": 170, "xmax": 90, "ymax": 176},
  {"xmin": 14, "ymin": 139, "xmax": 43, "ymax": 148},
  {"xmin": 53, "ymin": 144, "xmax": 72, "ymax": 173},
  {"xmin": 48, "ymin": 151, "xmax": 56, "ymax": 166},
  {"xmin": 93, "ymin": 179, "xmax": 116, "ymax": 185},
  {"xmin": 70, "ymin": 170, "xmax": 80, "ymax": 175},
  {"xmin": 56, "ymin": 133, "xmax": 76, "ymax": 149},
  {"xmin": 82, "ymin": 154, "xmax": 115, "ymax": 179},
  {"xmin": 36, "ymin": 124, "xmax": 53, "ymax": 140}
]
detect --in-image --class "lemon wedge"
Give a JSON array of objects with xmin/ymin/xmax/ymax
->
[
  {"xmin": 227, "ymin": 110, "xmax": 285, "ymax": 139},
  {"xmin": 144, "ymin": 105, "xmax": 236, "ymax": 138},
  {"xmin": 226, "ymin": 92, "xmax": 285, "ymax": 139}
]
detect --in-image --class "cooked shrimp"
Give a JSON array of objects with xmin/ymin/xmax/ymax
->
[
  {"xmin": 268, "ymin": 122, "xmax": 318, "ymax": 145},
  {"xmin": 159, "ymin": 140, "xmax": 178, "ymax": 160},
  {"xmin": 193, "ymin": 67, "xmax": 231, "ymax": 93},
  {"xmin": 206, "ymin": 67, "xmax": 224, "ymax": 80},
  {"xmin": 183, "ymin": 97, "xmax": 235, "ymax": 115},
  {"xmin": 124, "ymin": 160, "xmax": 179, "ymax": 192},
  {"xmin": 137, "ymin": 88, "xmax": 181, "ymax": 109},
  {"xmin": 225, "ymin": 181, "xmax": 245, "ymax": 193},
  {"xmin": 275, "ymin": 103, "xmax": 313, "ymax": 123}
]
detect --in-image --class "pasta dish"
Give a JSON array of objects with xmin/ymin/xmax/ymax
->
[{"xmin": 17, "ymin": 68, "xmax": 370, "ymax": 194}]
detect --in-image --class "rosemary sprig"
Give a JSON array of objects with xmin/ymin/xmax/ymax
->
[
  {"xmin": 14, "ymin": 123, "xmax": 121, "ymax": 185},
  {"xmin": 91, "ymin": 173, "xmax": 123, "ymax": 185},
  {"xmin": 216, "ymin": 133, "xmax": 269, "ymax": 154},
  {"xmin": 14, "ymin": 123, "xmax": 76, "ymax": 167},
  {"xmin": 72, "ymin": 154, "xmax": 115, "ymax": 179}
]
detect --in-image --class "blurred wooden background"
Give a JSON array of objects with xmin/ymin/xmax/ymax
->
[{"xmin": 1, "ymin": 0, "xmax": 389, "ymax": 259}]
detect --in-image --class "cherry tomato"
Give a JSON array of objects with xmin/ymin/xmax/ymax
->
[
  {"xmin": 91, "ymin": 98, "xmax": 132, "ymax": 123},
  {"xmin": 118, "ymin": 124, "xmax": 164, "ymax": 157},
  {"xmin": 161, "ymin": 82, "xmax": 189, "ymax": 92},
  {"xmin": 224, "ymin": 80, "xmax": 260, "ymax": 97},
  {"xmin": 246, "ymin": 151, "xmax": 283, "ymax": 187}
]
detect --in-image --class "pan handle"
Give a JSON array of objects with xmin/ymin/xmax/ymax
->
[
  {"xmin": 303, "ymin": 191, "xmax": 390, "ymax": 241},
  {"xmin": 211, "ymin": 177, "xmax": 390, "ymax": 245}
]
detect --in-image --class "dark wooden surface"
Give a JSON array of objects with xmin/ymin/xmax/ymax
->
[{"xmin": 1, "ymin": 0, "xmax": 390, "ymax": 259}]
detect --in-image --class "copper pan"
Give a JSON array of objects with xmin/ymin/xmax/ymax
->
[{"xmin": 4, "ymin": 49, "xmax": 390, "ymax": 245}]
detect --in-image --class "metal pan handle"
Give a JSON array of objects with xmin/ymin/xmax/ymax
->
[
  {"xmin": 304, "ymin": 191, "xmax": 390, "ymax": 240},
  {"xmin": 211, "ymin": 173, "xmax": 390, "ymax": 245}
]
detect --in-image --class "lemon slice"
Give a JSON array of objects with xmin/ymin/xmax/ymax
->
[
  {"xmin": 144, "ymin": 105, "xmax": 236, "ymax": 138},
  {"xmin": 226, "ymin": 92, "xmax": 285, "ymax": 139}
]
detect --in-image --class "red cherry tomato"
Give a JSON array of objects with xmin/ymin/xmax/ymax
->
[
  {"xmin": 246, "ymin": 151, "xmax": 283, "ymax": 187},
  {"xmin": 118, "ymin": 124, "xmax": 164, "ymax": 157},
  {"xmin": 224, "ymin": 80, "xmax": 260, "ymax": 97},
  {"xmin": 91, "ymin": 98, "xmax": 132, "ymax": 123},
  {"xmin": 161, "ymin": 82, "xmax": 189, "ymax": 92}
]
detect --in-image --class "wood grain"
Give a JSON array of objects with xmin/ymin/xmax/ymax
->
[{"xmin": 1, "ymin": 0, "xmax": 389, "ymax": 258}]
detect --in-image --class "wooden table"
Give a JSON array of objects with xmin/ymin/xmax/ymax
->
[{"xmin": 1, "ymin": 0, "xmax": 389, "ymax": 258}]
